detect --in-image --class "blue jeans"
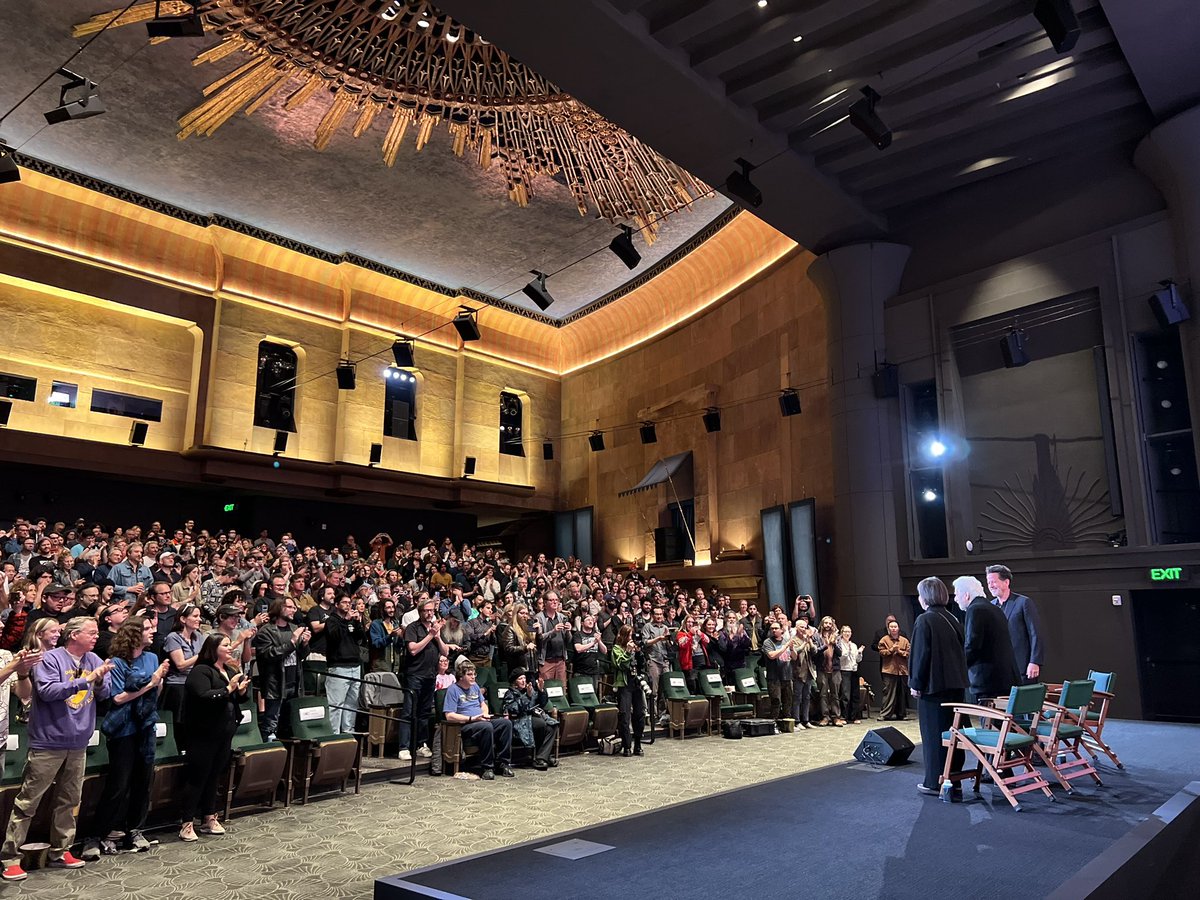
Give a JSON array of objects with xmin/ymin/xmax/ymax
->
[{"xmin": 325, "ymin": 665, "xmax": 361, "ymax": 734}]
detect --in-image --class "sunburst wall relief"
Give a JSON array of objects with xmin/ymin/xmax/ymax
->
[{"xmin": 75, "ymin": 0, "xmax": 710, "ymax": 241}]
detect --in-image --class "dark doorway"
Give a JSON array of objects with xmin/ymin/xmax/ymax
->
[{"xmin": 1131, "ymin": 588, "xmax": 1200, "ymax": 722}]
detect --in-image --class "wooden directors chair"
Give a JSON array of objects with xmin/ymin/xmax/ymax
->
[{"xmin": 1037, "ymin": 679, "xmax": 1103, "ymax": 792}]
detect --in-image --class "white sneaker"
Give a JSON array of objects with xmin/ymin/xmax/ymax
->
[
  {"xmin": 416, "ymin": 744, "xmax": 433, "ymax": 759},
  {"xmin": 398, "ymin": 749, "xmax": 412, "ymax": 761}
]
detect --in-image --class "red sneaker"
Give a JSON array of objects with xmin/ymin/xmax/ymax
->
[
  {"xmin": 47, "ymin": 851, "xmax": 86, "ymax": 869},
  {"xmin": 1, "ymin": 864, "xmax": 27, "ymax": 881}
]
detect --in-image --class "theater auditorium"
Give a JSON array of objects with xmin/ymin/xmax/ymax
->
[{"xmin": 0, "ymin": 2, "xmax": 1198, "ymax": 899}]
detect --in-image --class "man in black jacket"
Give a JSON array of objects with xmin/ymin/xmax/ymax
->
[
  {"xmin": 953, "ymin": 575, "xmax": 1019, "ymax": 706},
  {"xmin": 253, "ymin": 598, "xmax": 311, "ymax": 741},
  {"xmin": 909, "ymin": 577, "xmax": 968, "ymax": 798}
]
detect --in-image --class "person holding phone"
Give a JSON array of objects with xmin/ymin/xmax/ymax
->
[{"xmin": 178, "ymin": 634, "xmax": 250, "ymax": 842}]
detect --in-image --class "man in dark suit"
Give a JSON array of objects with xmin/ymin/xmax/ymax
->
[
  {"xmin": 909, "ymin": 577, "xmax": 968, "ymax": 798},
  {"xmin": 953, "ymin": 575, "xmax": 1019, "ymax": 705},
  {"xmin": 985, "ymin": 565, "xmax": 1043, "ymax": 684}
]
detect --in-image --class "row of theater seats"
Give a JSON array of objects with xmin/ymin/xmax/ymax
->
[
  {"xmin": 431, "ymin": 666, "xmax": 773, "ymax": 773},
  {"xmin": 0, "ymin": 696, "xmax": 363, "ymax": 845}
]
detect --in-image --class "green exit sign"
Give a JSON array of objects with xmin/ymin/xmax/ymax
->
[
  {"xmin": 223, "ymin": 503, "xmax": 237, "ymax": 513},
  {"xmin": 1150, "ymin": 566, "xmax": 1188, "ymax": 582}
]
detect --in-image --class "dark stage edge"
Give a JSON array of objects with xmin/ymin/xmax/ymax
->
[{"xmin": 375, "ymin": 721, "xmax": 1200, "ymax": 900}]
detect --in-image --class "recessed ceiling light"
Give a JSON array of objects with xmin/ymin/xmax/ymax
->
[
  {"xmin": 757, "ymin": 0, "xmax": 768, "ymax": 8},
  {"xmin": 793, "ymin": 34, "xmax": 803, "ymax": 42}
]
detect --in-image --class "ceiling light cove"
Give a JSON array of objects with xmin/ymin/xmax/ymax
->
[{"xmin": 72, "ymin": 0, "xmax": 709, "ymax": 241}]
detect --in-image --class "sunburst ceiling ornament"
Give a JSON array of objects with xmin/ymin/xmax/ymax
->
[{"xmin": 74, "ymin": 0, "xmax": 710, "ymax": 241}]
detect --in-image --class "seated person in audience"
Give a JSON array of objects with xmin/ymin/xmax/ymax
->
[
  {"xmin": 442, "ymin": 658, "xmax": 514, "ymax": 780},
  {"xmin": 501, "ymin": 667, "xmax": 558, "ymax": 770}
]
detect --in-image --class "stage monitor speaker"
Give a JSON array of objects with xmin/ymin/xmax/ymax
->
[
  {"xmin": 1000, "ymin": 329, "xmax": 1030, "ymax": 368},
  {"xmin": 853, "ymin": 726, "xmax": 914, "ymax": 766},
  {"xmin": 368, "ymin": 442, "xmax": 383, "ymax": 466},
  {"xmin": 871, "ymin": 364, "xmax": 899, "ymax": 399},
  {"xmin": 1149, "ymin": 283, "xmax": 1191, "ymax": 328}
]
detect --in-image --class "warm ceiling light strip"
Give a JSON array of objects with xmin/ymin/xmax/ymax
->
[{"xmin": 75, "ymin": 0, "xmax": 709, "ymax": 242}]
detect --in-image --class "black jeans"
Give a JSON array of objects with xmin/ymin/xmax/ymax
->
[
  {"xmin": 461, "ymin": 718, "xmax": 512, "ymax": 770},
  {"xmin": 180, "ymin": 734, "xmax": 233, "ymax": 822},
  {"xmin": 92, "ymin": 729, "xmax": 154, "ymax": 838},
  {"xmin": 617, "ymin": 683, "xmax": 645, "ymax": 750},
  {"xmin": 399, "ymin": 674, "xmax": 435, "ymax": 751},
  {"xmin": 528, "ymin": 715, "xmax": 558, "ymax": 764}
]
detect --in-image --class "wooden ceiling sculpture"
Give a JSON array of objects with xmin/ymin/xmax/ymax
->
[{"xmin": 74, "ymin": 0, "xmax": 710, "ymax": 241}]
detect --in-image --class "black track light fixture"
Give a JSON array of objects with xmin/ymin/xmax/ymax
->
[
  {"xmin": 522, "ymin": 270, "xmax": 554, "ymax": 311},
  {"xmin": 391, "ymin": 338, "xmax": 415, "ymax": 368},
  {"xmin": 726, "ymin": 157, "xmax": 763, "ymax": 208},
  {"xmin": 0, "ymin": 144, "xmax": 19, "ymax": 185},
  {"xmin": 452, "ymin": 306, "xmax": 481, "ymax": 342},
  {"xmin": 848, "ymin": 86, "xmax": 891, "ymax": 150},
  {"xmin": 147, "ymin": 0, "xmax": 206, "ymax": 37},
  {"xmin": 609, "ymin": 225, "xmax": 642, "ymax": 270},
  {"xmin": 44, "ymin": 69, "xmax": 105, "ymax": 125}
]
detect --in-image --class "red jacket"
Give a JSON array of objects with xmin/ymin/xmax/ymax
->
[{"xmin": 676, "ymin": 629, "xmax": 709, "ymax": 671}]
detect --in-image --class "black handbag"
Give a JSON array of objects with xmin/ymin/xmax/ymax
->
[{"xmin": 721, "ymin": 720, "xmax": 743, "ymax": 739}]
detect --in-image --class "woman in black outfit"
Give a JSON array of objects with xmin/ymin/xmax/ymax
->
[{"xmin": 178, "ymin": 633, "xmax": 249, "ymax": 842}]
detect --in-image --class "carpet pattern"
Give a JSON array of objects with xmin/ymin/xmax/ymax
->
[{"xmin": 5, "ymin": 719, "xmax": 919, "ymax": 900}]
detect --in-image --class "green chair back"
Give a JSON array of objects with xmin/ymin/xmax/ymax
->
[
  {"xmin": 475, "ymin": 666, "xmax": 498, "ymax": 691},
  {"xmin": 3, "ymin": 722, "xmax": 28, "ymax": 784},
  {"xmin": 733, "ymin": 667, "xmax": 762, "ymax": 696},
  {"xmin": 1088, "ymin": 671, "xmax": 1114, "ymax": 693},
  {"xmin": 543, "ymin": 679, "xmax": 573, "ymax": 714},
  {"xmin": 661, "ymin": 671, "xmax": 693, "ymax": 701},
  {"xmin": 1059, "ymin": 679, "xmax": 1095, "ymax": 710},
  {"xmin": 84, "ymin": 727, "xmax": 108, "ymax": 773},
  {"xmin": 568, "ymin": 676, "xmax": 602, "ymax": 709},
  {"xmin": 231, "ymin": 705, "xmax": 279, "ymax": 752},
  {"xmin": 697, "ymin": 669, "xmax": 726, "ymax": 699},
  {"xmin": 154, "ymin": 710, "xmax": 184, "ymax": 761},
  {"xmin": 435, "ymin": 687, "xmax": 449, "ymax": 722},
  {"xmin": 282, "ymin": 696, "xmax": 337, "ymax": 741},
  {"xmin": 488, "ymin": 682, "xmax": 510, "ymax": 713},
  {"xmin": 1004, "ymin": 683, "xmax": 1047, "ymax": 717}
]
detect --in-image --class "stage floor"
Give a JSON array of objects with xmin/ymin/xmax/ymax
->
[{"xmin": 378, "ymin": 720, "xmax": 1200, "ymax": 900}]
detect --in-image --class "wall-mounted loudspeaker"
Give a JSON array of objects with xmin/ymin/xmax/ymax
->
[
  {"xmin": 871, "ymin": 364, "xmax": 899, "ymax": 399},
  {"xmin": 1149, "ymin": 283, "xmax": 1191, "ymax": 328},
  {"xmin": 369, "ymin": 443, "xmax": 383, "ymax": 466},
  {"xmin": 1000, "ymin": 329, "xmax": 1030, "ymax": 368},
  {"xmin": 129, "ymin": 421, "xmax": 148, "ymax": 446},
  {"xmin": 273, "ymin": 430, "xmax": 289, "ymax": 455},
  {"xmin": 463, "ymin": 456, "xmax": 476, "ymax": 476},
  {"xmin": 542, "ymin": 441, "xmax": 554, "ymax": 461},
  {"xmin": 0, "ymin": 399, "xmax": 10, "ymax": 427}
]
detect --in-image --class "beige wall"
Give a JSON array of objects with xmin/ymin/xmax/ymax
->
[
  {"xmin": 559, "ymin": 250, "xmax": 832, "ymax": 567},
  {"xmin": 0, "ymin": 274, "xmax": 200, "ymax": 451}
]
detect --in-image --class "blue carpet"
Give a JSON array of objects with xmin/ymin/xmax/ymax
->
[{"xmin": 386, "ymin": 721, "xmax": 1200, "ymax": 900}]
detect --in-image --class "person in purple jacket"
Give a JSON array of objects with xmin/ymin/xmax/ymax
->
[{"xmin": 1, "ymin": 616, "xmax": 113, "ymax": 882}]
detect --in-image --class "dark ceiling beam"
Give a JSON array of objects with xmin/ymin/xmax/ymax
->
[
  {"xmin": 648, "ymin": 0, "xmax": 760, "ymax": 46},
  {"xmin": 726, "ymin": 0, "xmax": 1017, "ymax": 108},
  {"xmin": 1099, "ymin": 0, "xmax": 1200, "ymax": 121},
  {"xmin": 439, "ymin": 0, "xmax": 884, "ymax": 252}
]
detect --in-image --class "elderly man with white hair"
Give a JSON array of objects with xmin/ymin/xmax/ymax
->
[{"xmin": 952, "ymin": 575, "xmax": 1019, "ymax": 706}]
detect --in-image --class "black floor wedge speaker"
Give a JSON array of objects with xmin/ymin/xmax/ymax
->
[{"xmin": 854, "ymin": 726, "xmax": 914, "ymax": 766}]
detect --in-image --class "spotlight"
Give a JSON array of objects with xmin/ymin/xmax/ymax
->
[
  {"xmin": 43, "ymin": 69, "xmax": 105, "ymax": 125},
  {"xmin": 0, "ymin": 144, "xmax": 19, "ymax": 184},
  {"xmin": 463, "ymin": 456, "xmax": 476, "ymax": 477},
  {"xmin": 609, "ymin": 226, "xmax": 641, "ymax": 270},
  {"xmin": 146, "ymin": 1, "xmax": 206, "ymax": 37},
  {"xmin": 639, "ymin": 422, "xmax": 657, "ymax": 444},
  {"xmin": 1033, "ymin": 0, "xmax": 1080, "ymax": 54},
  {"xmin": 779, "ymin": 389, "xmax": 802, "ymax": 417},
  {"xmin": 542, "ymin": 441, "xmax": 554, "ymax": 460},
  {"xmin": 848, "ymin": 86, "xmax": 891, "ymax": 150},
  {"xmin": 391, "ymin": 338, "xmax": 415, "ymax": 368},
  {"xmin": 129, "ymin": 421, "xmax": 148, "ymax": 446},
  {"xmin": 588, "ymin": 431, "xmax": 605, "ymax": 452},
  {"xmin": 335, "ymin": 360, "xmax": 357, "ymax": 390},
  {"xmin": 928, "ymin": 439, "xmax": 947, "ymax": 458},
  {"xmin": 702, "ymin": 408, "xmax": 722, "ymax": 433},
  {"xmin": 922, "ymin": 488, "xmax": 938, "ymax": 502},
  {"xmin": 1000, "ymin": 328, "xmax": 1030, "ymax": 368},
  {"xmin": 522, "ymin": 271, "xmax": 554, "ymax": 311},
  {"xmin": 369, "ymin": 442, "xmax": 383, "ymax": 466},
  {"xmin": 452, "ymin": 306, "xmax": 481, "ymax": 342},
  {"xmin": 726, "ymin": 157, "xmax": 762, "ymax": 208},
  {"xmin": 273, "ymin": 431, "xmax": 288, "ymax": 455}
]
